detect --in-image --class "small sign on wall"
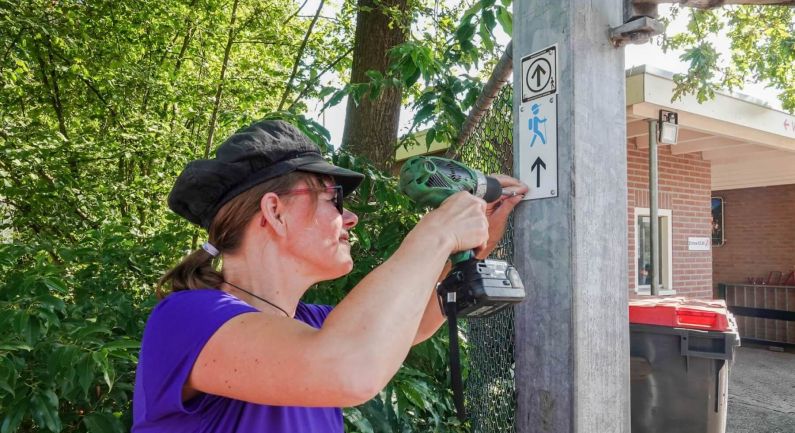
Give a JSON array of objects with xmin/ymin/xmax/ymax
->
[{"xmin": 688, "ymin": 237, "xmax": 711, "ymax": 251}]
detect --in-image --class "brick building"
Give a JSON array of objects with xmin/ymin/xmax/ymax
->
[
  {"xmin": 625, "ymin": 142, "xmax": 713, "ymax": 297},
  {"xmin": 711, "ymin": 185, "xmax": 795, "ymax": 286},
  {"xmin": 625, "ymin": 67, "xmax": 795, "ymax": 314},
  {"xmin": 398, "ymin": 66, "xmax": 795, "ymax": 342}
]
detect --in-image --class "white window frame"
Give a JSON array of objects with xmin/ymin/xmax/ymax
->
[{"xmin": 634, "ymin": 207, "xmax": 675, "ymax": 296}]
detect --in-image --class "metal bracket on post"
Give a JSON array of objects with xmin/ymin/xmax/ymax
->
[{"xmin": 609, "ymin": 0, "xmax": 664, "ymax": 47}]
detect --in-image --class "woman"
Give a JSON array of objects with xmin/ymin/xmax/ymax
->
[{"xmin": 132, "ymin": 120, "xmax": 527, "ymax": 432}]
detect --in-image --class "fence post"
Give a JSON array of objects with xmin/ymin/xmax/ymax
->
[{"xmin": 512, "ymin": 1, "xmax": 630, "ymax": 432}]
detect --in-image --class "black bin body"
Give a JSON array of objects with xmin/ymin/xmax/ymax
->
[{"xmin": 630, "ymin": 324, "xmax": 739, "ymax": 433}]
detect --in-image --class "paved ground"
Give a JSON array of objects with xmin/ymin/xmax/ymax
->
[{"xmin": 727, "ymin": 343, "xmax": 795, "ymax": 433}]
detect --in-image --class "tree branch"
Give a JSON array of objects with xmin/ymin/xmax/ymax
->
[
  {"xmin": 204, "ymin": 0, "xmax": 241, "ymax": 158},
  {"xmin": 34, "ymin": 46, "xmax": 68, "ymax": 140},
  {"xmin": 296, "ymin": 14, "xmax": 340, "ymax": 23},
  {"xmin": 0, "ymin": 159, "xmax": 78, "ymax": 249},
  {"xmin": 46, "ymin": 47, "xmax": 128, "ymax": 131},
  {"xmin": 0, "ymin": 29, "xmax": 23, "ymax": 76},
  {"xmin": 634, "ymin": 0, "xmax": 794, "ymax": 8},
  {"xmin": 232, "ymin": 39, "xmax": 290, "ymax": 45},
  {"xmin": 35, "ymin": 167, "xmax": 98, "ymax": 229},
  {"xmin": 287, "ymin": 46, "xmax": 353, "ymax": 112},
  {"xmin": 277, "ymin": 0, "xmax": 325, "ymax": 111},
  {"xmin": 1, "ymin": 197, "xmax": 76, "ymax": 250},
  {"xmin": 172, "ymin": 0, "xmax": 201, "ymax": 77},
  {"xmin": 282, "ymin": 0, "xmax": 310, "ymax": 26}
]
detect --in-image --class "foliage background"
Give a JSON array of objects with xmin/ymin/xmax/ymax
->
[{"xmin": 0, "ymin": 0, "xmax": 506, "ymax": 430}]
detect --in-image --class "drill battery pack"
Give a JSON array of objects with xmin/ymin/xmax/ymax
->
[{"xmin": 438, "ymin": 258, "xmax": 526, "ymax": 318}]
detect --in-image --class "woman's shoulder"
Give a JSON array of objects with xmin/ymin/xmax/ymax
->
[
  {"xmin": 155, "ymin": 289, "xmax": 250, "ymax": 313},
  {"xmin": 155, "ymin": 288, "xmax": 237, "ymax": 309},
  {"xmin": 144, "ymin": 289, "xmax": 258, "ymax": 335}
]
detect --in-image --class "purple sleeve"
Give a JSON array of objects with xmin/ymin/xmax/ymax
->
[
  {"xmin": 136, "ymin": 289, "xmax": 257, "ymax": 421},
  {"xmin": 297, "ymin": 303, "xmax": 333, "ymax": 329}
]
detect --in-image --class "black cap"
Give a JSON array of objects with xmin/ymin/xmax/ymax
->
[{"xmin": 168, "ymin": 120, "xmax": 364, "ymax": 229}]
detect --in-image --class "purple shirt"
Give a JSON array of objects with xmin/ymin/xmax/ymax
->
[{"xmin": 133, "ymin": 289, "xmax": 343, "ymax": 432}]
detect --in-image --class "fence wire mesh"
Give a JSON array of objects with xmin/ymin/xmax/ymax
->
[{"xmin": 447, "ymin": 85, "xmax": 515, "ymax": 433}]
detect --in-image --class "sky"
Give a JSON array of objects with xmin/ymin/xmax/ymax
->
[{"xmin": 306, "ymin": 5, "xmax": 785, "ymax": 147}]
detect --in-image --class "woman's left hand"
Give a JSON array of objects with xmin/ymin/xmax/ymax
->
[{"xmin": 474, "ymin": 174, "xmax": 529, "ymax": 260}]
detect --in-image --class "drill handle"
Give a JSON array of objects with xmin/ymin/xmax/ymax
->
[{"xmin": 450, "ymin": 250, "xmax": 474, "ymax": 265}]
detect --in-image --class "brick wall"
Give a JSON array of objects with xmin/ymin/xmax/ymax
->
[
  {"xmin": 626, "ymin": 142, "xmax": 713, "ymax": 299},
  {"xmin": 712, "ymin": 184, "xmax": 795, "ymax": 286}
]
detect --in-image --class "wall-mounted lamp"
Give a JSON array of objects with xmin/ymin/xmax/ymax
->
[{"xmin": 658, "ymin": 110, "xmax": 679, "ymax": 145}]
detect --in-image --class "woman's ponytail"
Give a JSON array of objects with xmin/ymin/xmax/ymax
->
[{"xmin": 156, "ymin": 248, "xmax": 224, "ymax": 299}]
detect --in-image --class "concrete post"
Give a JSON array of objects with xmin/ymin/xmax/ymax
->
[{"xmin": 513, "ymin": 1, "xmax": 630, "ymax": 433}]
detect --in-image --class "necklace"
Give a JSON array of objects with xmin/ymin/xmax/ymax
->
[{"xmin": 223, "ymin": 280, "xmax": 291, "ymax": 318}]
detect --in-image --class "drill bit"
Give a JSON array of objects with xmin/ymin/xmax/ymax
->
[{"xmin": 501, "ymin": 189, "xmax": 518, "ymax": 197}]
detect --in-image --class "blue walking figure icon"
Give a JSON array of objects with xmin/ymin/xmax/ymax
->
[{"xmin": 528, "ymin": 103, "xmax": 547, "ymax": 147}]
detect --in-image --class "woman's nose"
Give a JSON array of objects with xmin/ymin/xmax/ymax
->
[{"xmin": 342, "ymin": 208, "xmax": 358, "ymax": 229}]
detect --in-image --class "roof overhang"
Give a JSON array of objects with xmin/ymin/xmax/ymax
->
[{"xmin": 626, "ymin": 66, "xmax": 795, "ymax": 191}]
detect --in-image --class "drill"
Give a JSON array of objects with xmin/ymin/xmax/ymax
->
[
  {"xmin": 399, "ymin": 156, "xmax": 526, "ymax": 318},
  {"xmin": 399, "ymin": 156, "xmax": 526, "ymax": 421}
]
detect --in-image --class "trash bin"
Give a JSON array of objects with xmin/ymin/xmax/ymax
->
[{"xmin": 629, "ymin": 297, "xmax": 740, "ymax": 433}]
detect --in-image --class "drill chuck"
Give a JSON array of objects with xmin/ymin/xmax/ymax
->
[{"xmin": 480, "ymin": 175, "xmax": 503, "ymax": 202}]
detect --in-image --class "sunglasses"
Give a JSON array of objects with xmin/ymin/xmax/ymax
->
[{"xmin": 280, "ymin": 185, "xmax": 344, "ymax": 214}]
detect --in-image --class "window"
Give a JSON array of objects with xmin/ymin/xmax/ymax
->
[
  {"xmin": 634, "ymin": 208, "xmax": 673, "ymax": 295},
  {"xmin": 711, "ymin": 197, "xmax": 724, "ymax": 246}
]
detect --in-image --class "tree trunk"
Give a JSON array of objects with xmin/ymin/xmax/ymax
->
[{"xmin": 341, "ymin": 0, "xmax": 407, "ymax": 172}]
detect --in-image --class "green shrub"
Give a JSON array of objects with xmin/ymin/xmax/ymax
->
[{"xmin": 0, "ymin": 223, "xmax": 189, "ymax": 433}]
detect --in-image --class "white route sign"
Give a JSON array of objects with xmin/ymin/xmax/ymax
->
[
  {"xmin": 519, "ymin": 94, "xmax": 558, "ymax": 200},
  {"xmin": 521, "ymin": 45, "xmax": 557, "ymax": 103}
]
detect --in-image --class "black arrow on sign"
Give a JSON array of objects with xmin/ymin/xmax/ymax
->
[
  {"xmin": 531, "ymin": 157, "xmax": 546, "ymax": 188},
  {"xmin": 531, "ymin": 64, "xmax": 547, "ymax": 88}
]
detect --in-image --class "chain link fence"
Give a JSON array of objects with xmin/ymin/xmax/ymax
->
[{"xmin": 447, "ymin": 85, "xmax": 515, "ymax": 433}]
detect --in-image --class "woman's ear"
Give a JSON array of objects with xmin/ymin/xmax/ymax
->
[{"xmin": 260, "ymin": 192, "xmax": 287, "ymax": 237}]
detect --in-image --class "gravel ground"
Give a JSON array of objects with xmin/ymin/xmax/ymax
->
[{"xmin": 727, "ymin": 343, "xmax": 795, "ymax": 433}]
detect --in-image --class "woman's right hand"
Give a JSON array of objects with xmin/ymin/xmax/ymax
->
[{"xmin": 413, "ymin": 191, "xmax": 490, "ymax": 255}]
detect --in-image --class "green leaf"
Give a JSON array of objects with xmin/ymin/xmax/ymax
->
[
  {"xmin": 0, "ymin": 362, "xmax": 14, "ymax": 398},
  {"xmin": 0, "ymin": 400, "xmax": 27, "ymax": 433},
  {"xmin": 92, "ymin": 350, "xmax": 115, "ymax": 391},
  {"xmin": 0, "ymin": 344, "xmax": 33, "ymax": 352},
  {"xmin": 73, "ymin": 324, "xmax": 112, "ymax": 339},
  {"xmin": 83, "ymin": 412, "xmax": 124, "ymax": 433},
  {"xmin": 369, "ymin": 81, "xmax": 383, "ymax": 100},
  {"xmin": 480, "ymin": 22, "xmax": 495, "ymax": 51},
  {"xmin": 482, "ymin": 8, "xmax": 496, "ymax": 32},
  {"xmin": 399, "ymin": 384, "xmax": 427, "ymax": 410},
  {"xmin": 496, "ymin": 6, "xmax": 513, "ymax": 34},
  {"xmin": 414, "ymin": 103, "xmax": 435, "ymax": 126},
  {"xmin": 41, "ymin": 277, "xmax": 68, "ymax": 294},
  {"xmin": 324, "ymin": 88, "xmax": 348, "ymax": 109},
  {"xmin": 30, "ymin": 391, "xmax": 61, "ymax": 433},
  {"xmin": 344, "ymin": 408, "xmax": 375, "ymax": 433},
  {"xmin": 77, "ymin": 355, "xmax": 94, "ymax": 397},
  {"xmin": 425, "ymin": 128, "xmax": 437, "ymax": 148},
  {"xmin": 405, "ymin": 67, "xmax": 421, "ymax": 87},
  {"xmin": 365, "ymin": 70, "xmax": 383, "ymax": 82},
  {"xmin": 455, "ymin": 21, "xmax": 476, "ymax": 43},
  {"xmin": 101, "ymin": 338, "xmax": 141, "ymax": 351}
]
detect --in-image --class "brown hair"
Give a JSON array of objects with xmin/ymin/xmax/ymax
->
[{"xmin": 157, "ymin": 171, "xmax": 324, "ymax": 298}]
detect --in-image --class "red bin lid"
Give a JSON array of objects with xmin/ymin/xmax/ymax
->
[{"xmin": 629, "ymin": 297, "xmax": 731, "ymax": 332}]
